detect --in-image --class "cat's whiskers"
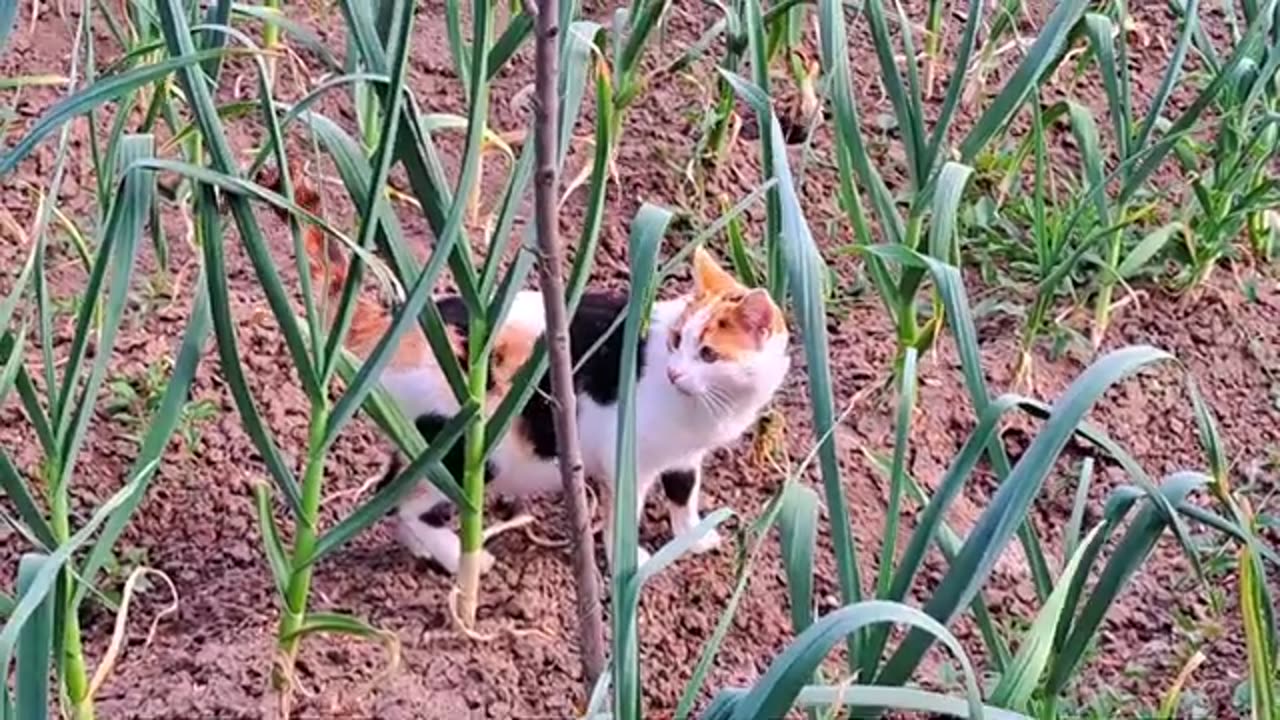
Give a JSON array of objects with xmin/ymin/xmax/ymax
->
[{"xmin": 698, "ymin": 385, "xmax": 734, "ymax": 419}]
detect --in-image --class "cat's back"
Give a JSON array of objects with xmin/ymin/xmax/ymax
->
[
  {"xmin": 502, "ymin": 290, "xmax": 549, "ymax": 336},
  {"xmin": 569, "ymin": 293, "xmax": 696, "ymax": 403},
  {"xmin": 564, "ymin": 290, "xmax": 631, "ymax": 405}
]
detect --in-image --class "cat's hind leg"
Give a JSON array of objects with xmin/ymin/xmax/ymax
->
[
  {"xmin": 661, "ymin": 465, "xmax": 722, "ymax": 554},
  {"xmin": 393, "ymin": 413, "xmax": 497, "ymax": 574}
]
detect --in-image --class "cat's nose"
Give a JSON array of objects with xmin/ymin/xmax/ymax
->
[{"xmin": 667, "ymin": 367, "xmax": 693, "ymax": 393}]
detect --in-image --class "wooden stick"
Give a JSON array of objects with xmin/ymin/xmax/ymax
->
[{"xmin": 529, "ymin": 0, "xmax": 607, "ymax": 693}]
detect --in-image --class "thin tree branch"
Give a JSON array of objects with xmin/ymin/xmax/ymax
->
[{"xmin": 530, "ymin": 0, "xmax": 607, "ymax": 692}]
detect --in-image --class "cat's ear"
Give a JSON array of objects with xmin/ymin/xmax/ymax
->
[
  {"xmin": 734, "ymin": 288, "xmax": 780, "ymax": 339},
  {"xmin": 692, "ymin": 246, "xmax": 740, "ymax": 297}
]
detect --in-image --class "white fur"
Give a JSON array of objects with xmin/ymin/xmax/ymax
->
[{"xmin": 387, "ymin": 292, "xmax": 790, "ymax": 574}]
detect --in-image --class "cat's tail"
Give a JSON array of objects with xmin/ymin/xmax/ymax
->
[
  {"xmin": 260, "ymin": 168, "xmax": 348, "ymax": 305},
  {"xmin": 258, "ymin": 166, "xmax": 393, "ymax": 350}
]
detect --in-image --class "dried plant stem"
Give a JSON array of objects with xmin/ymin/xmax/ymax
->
[
  {"xmin": 530, "ymin": 0, "xmax": 607, "ymax": 691},
  {"xmin": 87, "ymin": 568, "xmax": 179, "ymax": 698}
]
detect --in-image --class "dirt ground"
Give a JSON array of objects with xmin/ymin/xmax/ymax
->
[{"xmin": 2, "ymin": 1, "xmax": 1279, "ymax": 718}]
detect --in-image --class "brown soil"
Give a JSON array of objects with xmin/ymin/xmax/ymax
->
[{"xmin": 2, "ymin": 2, "xmax": 1278, "ymax": 719}]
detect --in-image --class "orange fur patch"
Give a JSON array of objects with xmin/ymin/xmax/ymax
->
[
  {"xmin": 674, "ymin": 247, "xmax": 785, "ymax": 359},
  {"xmin": 341, "ymin": 303, "xmax": 434, "ymax": 370},
  {"xmin": 695, "ymin": 290, "xmax": 784, "ymax": 360},
  {"xmin": 692, "ymin": 246, "xmax": 740, "ymax": 296},
  {"xmin": 338, "ymin": 299, "xmax": 538, "ymax": 386},
  {"xmin": 490, "ymin": 325, "xmax": 538, "ymax": 389},
  {"xmin": 266, "ymin": 165, "xmax": 495, "ymax": 380}
]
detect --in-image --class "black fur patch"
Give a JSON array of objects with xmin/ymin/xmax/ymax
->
[
  {"xmin": 437, "ymin": 295, "xmax": 512, "ymax": 393},
  {"xmin": 415, "ymin": 413, "xmax": 494, "ymax": 485},
  {"xmin": 418, "ymin": 503, "xmax": 454, "ymax": 527},
  {"xmin": 660, "ymin": 468, "xmax": 697, "ymax": 506},
  {"xmin": 433, "ymin": 295, "xmax": 489, "ymax": 388},
  {"xmin": 380, "ymin": 292, "xmax": 646, "ymax": 485},
  {"xmin": 568, "ymin": 291, "xmax": 645, "ymax": 406},
  {"xmin": 435, "ymin": 295, "xmax": 471, "ymax": 331},
  {"xmin": 523, "ymin": 291, "xmax": 647, "ymax": 460},
  {"xmin": 375, "ymin": 413, "xmax": 494, "ymax": 518}
]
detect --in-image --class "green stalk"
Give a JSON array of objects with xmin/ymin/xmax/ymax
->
[
  {"xmin": 706, "ymin": 83, "xmax": 736, "ymax": 161},
  {"xmin": 877, "ymin": 349, "xmax": 917, "ymax": 600},
  {"xmin": 1017, "ymin": 294, "xmax": 1051, "ymax": 383},
  {"xmin": 1016, "ymin": 97, "xmax": 1051, "ymax": 383},
  {"xmin": 1091, "ymin": 227, "xmax": 1124, "ymax": 350},
  {"xmin": 922, "ymin": 0, "xmax": 943, "ymax": 96},
  {"xmin": 42, "ymin": 450, "xmax": 92, "ymax": 719},
  {"xmin": 62, "ymin": 599, "xmax": 92, "ymax": 720},
  {"xmin": 706, "ymin": 7, "xmax": 745, "ymax": 170},
  {"xmin": 1248, "ymin": 209, "xmax": 1271, "ymax": 259},
  {"xmin": 264, "ymin": 0, "xmax": 282, "ymax": 85},
  {"xmin": 897, "ymin": 298, "xmax": 919, "ymax": 351},
  {"xmin": 894, "ymin": 214, "xmax": 926, "ymax": 361},
  {"xmin": 50, "ymin": 472, "xmax": 93, "ymax": 720},
  {"xmin": 860, "ymin": 349, "xmax": 919, "ymax": 680},
  {"xmin": 275, "ymin": 408, "xmax": 329, "ymax": 683},
  {"xmin": 456, "ymin": 319, "xmax": 490, "ymax": 628}
]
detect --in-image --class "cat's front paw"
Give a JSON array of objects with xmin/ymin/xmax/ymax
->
[
  {"xmin": 478, "ymin": 548, "xmax": 496, "ymax": 575},
  {"xmin": 443, "ymin": 549, "xmax": 496, "ymax": 577},
  {"xmin": 687, "ymin": 527, "xmax": 723, "ymax": 554},
  {"xmin": 608, "ymin": 541, "xmax": 651, "ymax": 569}
]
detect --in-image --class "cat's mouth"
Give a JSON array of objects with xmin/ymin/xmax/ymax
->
[
  {"xmin": 666, "ymin": 367, "xmax": 695, "ymax": 396},
  {"xmin": 671, "ymin": 381, "xmax": 696, "ymax": 397}
]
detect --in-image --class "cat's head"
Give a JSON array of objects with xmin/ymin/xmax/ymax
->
[{"xmin": 664, "ymin": 247, "xmax": 790, "ymax": 402}]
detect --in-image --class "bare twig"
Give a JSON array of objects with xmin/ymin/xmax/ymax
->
[
  {"xmin": 481, "ymin": 512, "xmax": 538, "ymax": 541},
  {"xmin": 523, "ymin": 482, "xmax": 605, "ymax": 547},
  {"xmin": 529, "ymin": 0, "xmax": 607, "ymax": 693}
]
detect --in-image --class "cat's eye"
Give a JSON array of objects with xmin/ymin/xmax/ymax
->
[
  {"xmin": 669, "ymin": 329, "xmax": 682, "ymax": 349},
  {"xmin": 699, "ymin": 346, "xmax": 719, "ymax": 363}
]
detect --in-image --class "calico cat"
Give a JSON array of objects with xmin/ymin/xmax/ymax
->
[{"xmin": 272, "ymin": 174, "xmax": 791, "ymax": 574}]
